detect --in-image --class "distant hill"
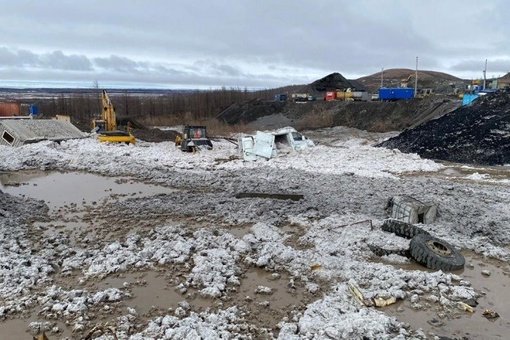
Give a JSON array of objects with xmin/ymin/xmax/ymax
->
[
  {"xmin": 356, "ymin": 68, "xmax": 464, "ymax": 94},
  {"xmin": 269, "ymin": 69, "xmax": 467, "ymax": 98}
]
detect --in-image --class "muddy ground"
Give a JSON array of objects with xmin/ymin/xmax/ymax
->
[{"xmin": 0, "ymin": 127, "xmax": 510, "ymax": 339}]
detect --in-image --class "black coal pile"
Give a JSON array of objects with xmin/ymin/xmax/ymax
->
[
  {"xmin": 217, "ymin": 99, "xmax": 286, "ymax": 125},
  {"xmin": 301, "ymin": 73, "xmax": 366, "ymax": 97},
  {"xmin": 378, "ymin": 87, "xmax": 510, "ymax": 165}
]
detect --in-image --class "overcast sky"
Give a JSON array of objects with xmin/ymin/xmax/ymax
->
[{"xmin": 0, "ymin": 0, "xmax": 509, "ymax": 89}]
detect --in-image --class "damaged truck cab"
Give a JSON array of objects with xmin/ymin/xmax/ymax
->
[{"xmin": 239, "ymin": 126, "xmax": 314, "ymax": 161}]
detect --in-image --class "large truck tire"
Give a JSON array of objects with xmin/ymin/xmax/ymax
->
[
  {"xmin": 382, "ymin": 219, "xmax": 430, "ymax": 239},
  {"xmin": 409, "ymin": 234, "xmax": 465, "ymax": 272},
  {"xmin": 368, "ymin": 244, "xmax": 410, "ymax": 258}
]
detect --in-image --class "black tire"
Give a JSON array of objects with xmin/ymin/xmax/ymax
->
[
  {"xmin": 409, "ymin": 234, "xmax": 465, "ymax": 271},
  {"xmin": 368, "ymin": 244, "xmax": 410, "ymax": 258},
  {"xmin": 381, "ymin": 219, "xmax": 430, "ymax": 239}
]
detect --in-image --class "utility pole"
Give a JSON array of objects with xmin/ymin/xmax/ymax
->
[
  {"xmin": 414, "ymin": 56, "xmax": 418, "ymax": 98},
  {"xmin": 381, "ymin": 67, "xmax": 384, "ymax": 88},
  {"xmin": 483, "ymin": 59, "xmax": 487, "ymax": 89}
]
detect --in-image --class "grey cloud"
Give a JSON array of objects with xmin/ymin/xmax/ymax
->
[
  {"xmin": 450, "ymin": 59, "xmax": 510, "ymax": 77},
  {"xmin": 93, "ymin": 55, "xmax": 143, "ymax": 73},
  {"xmin": 0, "ymin": 0, "xmax": 509, "ymax": 87},
  {"xmin": 0, "ymin": 48, "xmax": 92, "ymax": 71},
  {"xmin": 39, "ymin": 51, "xmax": 93, "ymax": 71}
]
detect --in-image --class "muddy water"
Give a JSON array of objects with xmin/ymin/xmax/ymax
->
[
  {"xmin": 0, "ymin": 170, "xmax": 175, "ymax": 210},
  {"xmin": 403, "ymin": 161, "xmax": 510, "ymax": 183},
  {"xmin": 0, "ymin": 267, "xmax": 306, "ymax": 338},
  {"xmin": 383, "ymin": 252, "xmax": 510, "ymax": 339}
]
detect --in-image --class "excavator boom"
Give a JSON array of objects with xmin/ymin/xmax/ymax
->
[{"xmin": 102, "ymin": 90, "xmax": 117, "ymax": 132}]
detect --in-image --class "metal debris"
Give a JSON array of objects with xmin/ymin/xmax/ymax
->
[{"xmin": 483, "ymin": 309, "xmax": 500, "ymax": 319}]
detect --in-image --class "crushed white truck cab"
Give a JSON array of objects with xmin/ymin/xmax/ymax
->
[{"xmin": 239, "ymin": 126, "xmax": 314, "ymax": 161}]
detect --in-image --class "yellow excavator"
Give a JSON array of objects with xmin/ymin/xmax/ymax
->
[{"xmin": 92, "ymin": 90, "xmax": 136, "ymax": 144}]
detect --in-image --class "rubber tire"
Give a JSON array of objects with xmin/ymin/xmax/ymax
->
[
  {"xmin": 368, "ymin": 244, "xmax": 410, "ymax": 258},
  {"xmin": 409, "ymin": 234, "xmax": 465, "ymax": 271},
  {"xmin": 381, "ymin": 219, "xmax": 430, "ymax": 239}
]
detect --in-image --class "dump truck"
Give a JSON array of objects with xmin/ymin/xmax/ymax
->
[
  {"xmin": 92, "ymin": 90, "xmax": 136, "ymax": 144},
  {"xmin": 175, "ymin": 125, "xmax": 213, "ymax": 152}
]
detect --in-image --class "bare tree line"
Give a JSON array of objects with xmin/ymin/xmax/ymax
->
[{"xmin": 31, "ymin": 87, "xmax": 276, "ymax": 129}]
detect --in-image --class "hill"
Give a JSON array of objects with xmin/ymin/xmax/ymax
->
[
  {"xmin": 270, "ymin": 69, "xmax": 465, "ymax": 98},
  {"xmin": 356, "ymin": 68, "xmax": 464, "ymax": 94}
]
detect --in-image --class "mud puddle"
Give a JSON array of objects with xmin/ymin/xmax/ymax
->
[
  {"xmin": 0, "ymin": 266, "xmax": 312, "ymax": 338},
  {"xmin": 1, "ymin": 170, "xmax": 176, "ymax": 245},
  {"xmin": 403, "ymin": 161, "xmax": 510, "ymax": 184},
  {"xmin": 0, "ymin": 170, "xmax": 175, "ymax": 211},
  {"xmin": 382, "ymin": 251, "xmax": 510, "ymax": 339},
  {"xmin": 0, "ymin": 316, "xmax": 71, "ymax": 340}
]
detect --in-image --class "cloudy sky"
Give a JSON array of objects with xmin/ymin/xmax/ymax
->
[{"xmin": 1, "ymin": 0, "xmax": 509, "ymax": 89}]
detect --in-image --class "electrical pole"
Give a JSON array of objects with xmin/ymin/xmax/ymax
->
[
  {"xmin": 414, "ymin": 56, "xmax": 418, "ymax": 98},
  {"xmin": 483, "ymin": 59, "xmax": 487, "ymax": 90},
  {"xmin": 381, "ymin": 67, "xmax": 384, "ymax": 88}
]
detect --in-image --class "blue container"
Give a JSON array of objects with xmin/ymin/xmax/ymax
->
[
  {"xmin": 462, "ymin": 94, "xmax": 479, "ymax": 106},
  {"xmin": 29, "ymin": 105, "xmax": 39, "ymax": 116},
  {"xmin": 379, "ymin": 88, "xmax": 414, "ymax": 101},
  {"xmin": 274, "ymin": 93, "xmax": 288, "ymax": 102}
]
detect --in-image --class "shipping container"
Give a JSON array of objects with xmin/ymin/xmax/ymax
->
[
  {"xmin": 378, "ymin": 88, "xmax": 415, "ymax": 101},
  {"xmin": 336, "ymin": 91, "xmax": 354, "ymax": 100},
  {"xmin": 0, "ymin": 103, "xmax": 21, "ymax": 116},
  {"xmin": 325, "ymin": 91, "xmax": 336, "ymax": 101},
  {"xmin": 352, "ymin": 91, "xmax": 369, "ymax": 102}
]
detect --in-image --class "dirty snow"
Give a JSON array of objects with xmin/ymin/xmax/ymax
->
[{"xmin": 1, "ymin": 126, "xmax": 509, "ymax": 339}]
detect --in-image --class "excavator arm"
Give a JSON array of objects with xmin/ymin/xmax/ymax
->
[{"xmin": 102, "ymin": 90, "xmax": 117, "ymax": 132}]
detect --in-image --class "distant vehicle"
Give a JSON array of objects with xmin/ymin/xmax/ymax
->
[
  {"xmin": 274, "ymin": 93, "xmax": 288, "ymax": 102},
  {"xmin": 92, "ymin": 90, "xmax": 136, "ymax": 144},
  {"xmin": 175, "ymin": 125, "xmax": 213, "ymax": 152},
  {"xmin": 291, "ymin": 93, "xmax": 315, "ymax": 102}
]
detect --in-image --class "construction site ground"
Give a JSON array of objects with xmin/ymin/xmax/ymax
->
[
  {"xmin": 2, "ymin": 87, "xmax": 510, "ymax": 339},
  {"xmin": 1, "ymin": 118, "xmax": 510, "ymax": 339}
]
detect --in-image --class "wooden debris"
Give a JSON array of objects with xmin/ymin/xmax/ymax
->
[
  {"xmin": 483, "ymin": 309, "xmax": 500, "ymax": 319},
  {"xmin": 348, "ymin": 279, "xmax": 366, "ymax": 307},
  {"xmin": 310, "ymin": 264, "xmax": 322, "ymax": 271},
  {"xmin": 457, "ymin": 301, "xmax": 475, "ymax": 313},
  {"xmin": 84, "ymin": 324, "xmax": 118, "ymax": 340},
  {"xmin": 348, "ymin": 279, "xmax": 397, "ymax": 307},
  {"xmin": 33, "ymin": 332, "xmax": 49, "ymax": 340},
  {"xmin": 235, "ymin": 192, "xmax": 304, "ymax": 201}
]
